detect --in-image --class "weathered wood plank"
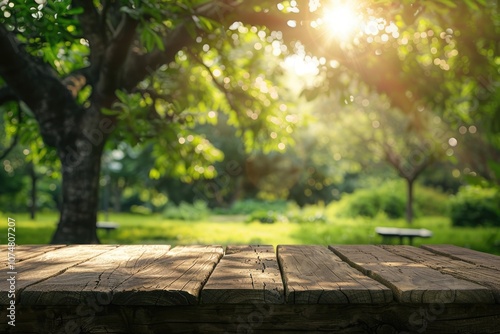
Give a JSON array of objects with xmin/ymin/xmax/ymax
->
[
  {"xmin": 201, "ymin": 245, "xmax": 284, "ymax": 304},
  {"xmin": 277, "ymin": 245, "xmax": 392, "ymax": 304},
  {"xmin": 20, "ymin": 245, "xmax": 171, "ymax": 306},
  {"xmin": 382, "ymin": 245, "xmax": 500, "ymax": 303},
  {"xmin": 0, "ymin": 245, "xmax": 118, "ymax": 305},
  {"xmin": 422, "ymin": 244, "xmax": 500, "ymax": 271},
  {"xmin": 0, "ymin": 245, "xmax": 66, "ymax": 263},
  {"xmin": 330, "ymin": 245, "xmax": 494, "ymax": 303},
  {"xmin": 112, "ymin": 245, "xmax": 224, "ymax": 305}
]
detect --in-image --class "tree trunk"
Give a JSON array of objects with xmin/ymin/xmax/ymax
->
[
  {"xmin": 406, "ymin": 178, "xmax": 415, "ymax": 224},
  {"xmin": 50, "ymin": 114, "xmax": 110, "ymax": 244}
]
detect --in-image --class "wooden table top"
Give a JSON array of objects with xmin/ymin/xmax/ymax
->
[{"xmin": 2, "ymin": 244, "xmax": 499, "ymax": 306}]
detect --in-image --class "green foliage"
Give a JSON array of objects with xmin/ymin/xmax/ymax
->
[
  {"xmin": 383, "ymin": 193, "xmax": 406, "ymax": 219},
  {"xmin": 287, "ymin": 203, "xmax": 328, "ymax": 224},
  {"xmin": 449, "ymin": 186, "xmax": 500, "ymax": 227},
  {"xmin": 247, "ymin": 210, "xmax": 288, "ymax": 224},
  {"xmin": 130, "ymin": 205, "xmax": 153, "ymax": 215},
  {"xmin": 106, "ymin": 18, "xmax": 295, "ymax": 184},
  {"xmin": 344, "ymin": 190, "xmax": 383, "ymax": 218},
  {"xmin": 217, "ymin": 199, "xmax": 288, "ymax": 215},
  {"xmin": 336, "ymin": 186, "xmax": 405, "ymax": 219},
  {"xmin": 215, "ymin": 199, "xmax": 292, "ymax": 224},
  {"xmin": 413, "ymin": 185, "xmax": 451, "ymax": 216},
  {"xmin": 162, "ymin": 200, "xmax": 210, "ymax": 221},
  {"xmin": 225, "ymin": 199, "xmax": 328, "ymax": 224}
]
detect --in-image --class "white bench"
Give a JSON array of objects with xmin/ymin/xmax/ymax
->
[
  {"xmin": 375, "ymin": 227, "xmax": 432, "ymax": 245},
  {"xmin": 96, "ymin": 222, "xmax": 119, "ymax": 236}
]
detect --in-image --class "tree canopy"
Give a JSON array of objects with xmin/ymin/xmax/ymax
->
[{"xmin": 0, "ymin": 0, "xmax": 498, "ymax": 243}]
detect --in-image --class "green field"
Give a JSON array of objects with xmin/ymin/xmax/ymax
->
[{"xmin": 1, "ymin": 212, "xmax": 499, "ymax": 255}]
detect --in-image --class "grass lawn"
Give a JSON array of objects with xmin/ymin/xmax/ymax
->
[{"xmin": 1, "ymin": 212, "xmax": 499, "ymax": 255}]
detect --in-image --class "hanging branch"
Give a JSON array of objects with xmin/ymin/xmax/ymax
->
[{"xmin": 186, "ymin": 48, "xmax": 248, "ymax": 122}]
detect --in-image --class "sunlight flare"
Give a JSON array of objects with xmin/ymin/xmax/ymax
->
[{"xmin": 322, "ymin": 1, "xmax": 362, "ymax": 41}]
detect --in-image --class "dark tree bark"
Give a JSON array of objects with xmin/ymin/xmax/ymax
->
[
  {"xmin": 52, "ymin": 146, "xmax": 103, "ymax": 244},
  {"xmin": 51, "ymin": 106, "xmax": 114, "ymax": 243}
]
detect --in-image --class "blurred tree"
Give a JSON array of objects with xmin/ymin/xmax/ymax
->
[
  {"xmin": 0, "ymin": 0, "xmax": 292, "ymax": 243},
  {"xmin": 314, "ymin": 88, "xmax": 450, "ymax": 223}
]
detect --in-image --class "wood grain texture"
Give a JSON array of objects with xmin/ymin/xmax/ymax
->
[
  {"xmin": 278, "ymin": 245, "xmax": 392, "ymax": 304},
  {"xmin": 382, "ymin": 245, "xmax": 500, "ymax": 303},
  {"xmin": 422, "ymin": 244, "xmax": 500, "ymax": 271},
  {"xmin": 112, "ymin": 245, "xmax": 223, "ymax": 305},
  {"xmin": 20, "ymin": 245, "xmax": 170, "ymax": 305},
  {"xmin": 0, "ymin": 245, "xmax": 66, "ymax": 263},
  {"xmin": 201, "ymin": 245, "xmax": 284, "ymax": 304},
  {"xmin": 1, "ymin": 245, "xmax": 118, "ymax": 305},
  {"xmin": 330, "ymin": 245, "xmax": 494, "ymax": 304}
]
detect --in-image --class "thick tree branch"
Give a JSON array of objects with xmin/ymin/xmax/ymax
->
[
  {"xmin": 119, "ymin": 21, "xmax": 196, "ymax": 92},
  {"xmin": 100, "ymin": 0, "xmax": 113, "ymax": 34},
  {"xmin": 96, "ymin": 14, "xmax": 139, "ymax": 99},
  {"xmin": 73, "ymin": 0, "xmax": 107, "ymax": 67},
  {"xmin": 0, "ymin": 24, "xmax": 78, "ymax": 147}
]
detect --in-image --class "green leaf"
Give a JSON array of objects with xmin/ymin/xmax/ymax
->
[
  {"xmin": 197, "ymin": 16, "xmax": 220, "ymax": 32},
  {"xmin": 152, "ymin": 30, "xmax": 165, "ymax": 51},
  {"xmin": 101, "ymin": 108, "xmax": 121, "ymax": 116},
  {"xmin": 115, "ymin": 89, "xmax": 129, "ymax": 103},
  {"xmin": 65, "ymin": 6, "xmax": 84, "ymax": 16},
  {"xmin": 141, "ymin": 26, "xmax": 165, "ymax": 51}
]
